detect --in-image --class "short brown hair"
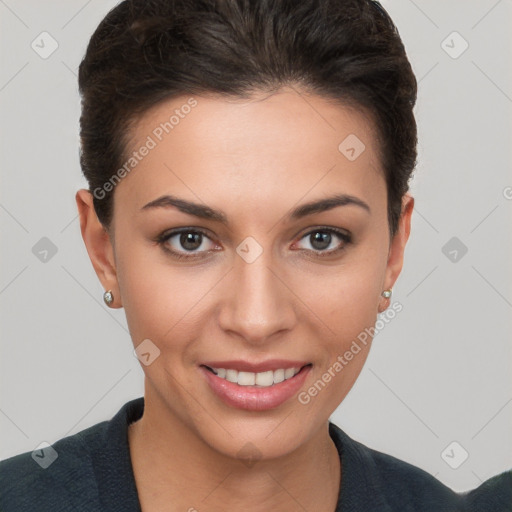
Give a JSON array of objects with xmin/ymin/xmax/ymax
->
[{"xmin": 78, "ymin": 0, "xmax": 418, "ymax": 238}]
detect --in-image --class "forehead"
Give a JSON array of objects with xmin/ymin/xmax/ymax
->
[{"xmin": 114, "ymin": 87, "xmax": 385, "ymax": 219}]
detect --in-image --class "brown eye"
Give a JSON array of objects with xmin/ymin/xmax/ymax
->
[
  {"xmin": 179, "ymin": 232, "xmax": 203, "ymax": 251},
  {"xmin": 156, "ymin": 228, "xmax": 218, "ymax": 259},
  {"xmin": 295, "ymin": 227, "xmax": 352, "ymax": 256},
  {"xmin": 309, "ymin": 231, "xmax": 332, "ymax": 251}
]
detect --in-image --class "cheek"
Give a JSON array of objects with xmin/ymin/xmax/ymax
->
[
  {"xmin": 297, "ymin": 273, "xmax": 381, "ymax": 411},
  {"xmin": 116, "ymin": 243, "xmax": 217, "ymax": 350},
  {"xmin": 292, "ymin": 247, "xmax": 385, "ymax": 344},
  {"xmin": 324, "ymin": 279, "xmax": 381, "ymax": 344},
  {"xmin": 115, "ymin": 239, "xmax": 174, "ymax": 342}
]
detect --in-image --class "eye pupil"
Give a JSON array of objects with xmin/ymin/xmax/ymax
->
[
  {"xmin": 180, "ymin": 232, "xmax": 202, "ymax": 251},
  {"xmin": 311, "ymin": 231, "xmax": 331, "ymax": 250}
]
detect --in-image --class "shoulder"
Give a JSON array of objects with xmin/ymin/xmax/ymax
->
[
  {"xmin": 0, "ymin": 397, "xmax": 144, "ymax": 512},
  {"xmin": 460, "ymin": 469, "xmax": 512, "ymax": 512},
  {"xmin": 329, "ymin": 422, "xmax": 465, "ymax": 511},
  {"xmin": 365, "ymin": 446, "xmax": 464, "ymax": 510},
  {"xmin": 0, "ymin": 419, "xmax": 108, "ymax": 511}
]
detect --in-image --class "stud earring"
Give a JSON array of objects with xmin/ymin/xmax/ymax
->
[
  {"xmin": 381, "ymin": 289, "xmax": 392, "ymax": 299},
  {"xmin": 103, "ymin": 290, "xmax": 114, "ymax": 306}
]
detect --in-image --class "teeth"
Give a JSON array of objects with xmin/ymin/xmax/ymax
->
[
  {"xmin": 210, "ymin": 366, "xmax": 302, "ymax": 387},
  {"xmin": 255, "ymin": 371, "xmax": 273, "ymax": 386},
  {"xmin": 273, "ymin": 369, "xmax": 285, "ymax": 384},
  {"xmin": 284, "ymin": 368, "xmax": 296, "ymax": 379},
  {"xmin": 238, "ymin": 371, "xmax": 255, "ymax": 386},
  {"xmin": 226, "ymin": 369, "xmax": 238, "ymax": 383}
]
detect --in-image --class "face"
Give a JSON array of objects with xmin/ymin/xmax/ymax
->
[{"xmin": 77, "ymin": 86, "xmax": 413, "ymax": 461}]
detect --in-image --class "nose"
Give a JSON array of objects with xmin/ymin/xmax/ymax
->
[{"xmin": 217, "ymin": 248, "xmax": 296, "ymax": 345}]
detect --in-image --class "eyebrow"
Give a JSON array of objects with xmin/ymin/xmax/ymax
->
[{"xmin": 140, "ymin": 193, "xmax": 370, "ymax": 225}]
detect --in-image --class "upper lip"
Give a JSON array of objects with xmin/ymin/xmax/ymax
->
[{"xmin": 201, "ymin": 359, "xmax": 311, "ymax": 373}]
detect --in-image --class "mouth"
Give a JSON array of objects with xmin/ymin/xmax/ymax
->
[
  {"xmin": 201, "ymin": 364, "xmax": 311, "ymax": 387},
  {"xmin": 199, "ymin": 361, "xmax": 313, "ymax": 411}
]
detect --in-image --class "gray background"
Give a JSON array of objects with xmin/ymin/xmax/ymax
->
[{"xmin": 1, "ymin": 0, "xmax": 511, "ymax": 493}]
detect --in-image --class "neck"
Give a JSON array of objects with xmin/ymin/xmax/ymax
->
[{"xmin": 128, "ymin": 389, "xmax": 341, "ymax": 512}]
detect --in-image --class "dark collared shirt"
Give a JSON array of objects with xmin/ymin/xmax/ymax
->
[{"xmin": 1, "ymin": 397, "xmax": 510, "ymax": 511}]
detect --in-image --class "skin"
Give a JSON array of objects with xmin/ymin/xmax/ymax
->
[{"xmin": 76, "ymin": 86, "xmax": 413, "ymax": 511}]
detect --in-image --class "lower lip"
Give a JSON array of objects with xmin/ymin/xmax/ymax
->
[{"xmin": 200, "ymin": 365, "xmax": 312, "ymax": 411}]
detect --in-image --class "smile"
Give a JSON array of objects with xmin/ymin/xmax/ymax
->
[
  {"xmin": 204, "ymin": 366, "xmax": 302, "ymax": 387},
  {"xmin": 200, "ymin": 362, "xmax": 313, "ymax": 411}
]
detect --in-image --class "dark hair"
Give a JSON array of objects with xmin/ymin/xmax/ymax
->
[{"xmin": 78, "ymin": 0, "xmax": 417, "ymax": 238}]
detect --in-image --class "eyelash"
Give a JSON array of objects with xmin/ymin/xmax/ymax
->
[{"xmin": 155, "ymin": 226, "xmax": 352, "ymax": 261}]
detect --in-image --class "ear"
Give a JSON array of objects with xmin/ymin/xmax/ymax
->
[
  {"xmin": 75, "ymin": 189, "xmax": 122, "ymax": 308},
  {"xmin": 379, "ymin": 193, "xmax": 414, "ymax": 312}
]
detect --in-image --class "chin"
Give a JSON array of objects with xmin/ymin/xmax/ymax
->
[{"xmin": 199, "ymin": 421, "xmax": 311, "ymax": 464}]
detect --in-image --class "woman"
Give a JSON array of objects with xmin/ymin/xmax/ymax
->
[{"xmin": 1, "ymin": 0, "xmax": 510, "ymax": 510}]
